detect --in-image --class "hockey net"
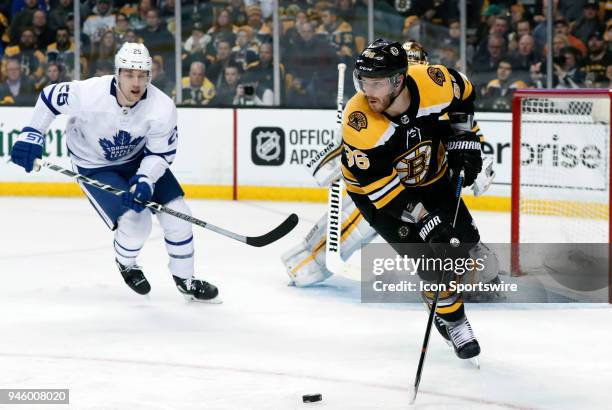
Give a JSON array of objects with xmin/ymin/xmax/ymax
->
[{"xmin": 511, "ymin": 89, "xmax": 612, "ymax": 302}]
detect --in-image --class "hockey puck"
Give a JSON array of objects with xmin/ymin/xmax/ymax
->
[{"xmin": 302, "ymin": 393, "xmax": 322, "ymax": 403}]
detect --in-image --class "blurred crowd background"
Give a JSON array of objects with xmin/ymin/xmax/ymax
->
[{"xmin": 0, "ymin": 0, "xmax": 611, "ymax": 110}]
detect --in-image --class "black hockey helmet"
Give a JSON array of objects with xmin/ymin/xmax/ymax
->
[{"xmin": 354, "ymin": 38, "xmax": 408, "ymax": 79}]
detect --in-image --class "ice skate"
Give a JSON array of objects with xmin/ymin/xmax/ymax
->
[
  {"xmin": 116, "ymin": 260, "xmax": 151, "ymax": 295},
  {"xmin": 173, "ymin": 276, "xmax": 221, "ymax": 303},
  {"xmin": 445, "ymin": 315, "xmax": 481, "ymax": 364}
]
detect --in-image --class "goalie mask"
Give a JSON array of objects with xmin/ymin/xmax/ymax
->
[
  {"xmin": 353, "ymin": 38, "xmax": 407, "ymax": 96},
  {"xmin": 402, "ymin": 41, "xmax": 428, "ymax": 65}
]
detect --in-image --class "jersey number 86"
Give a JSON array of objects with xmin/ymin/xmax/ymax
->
[{"xmin": 344, "ymin": 145, "xmax": 370, "ymax": 170}]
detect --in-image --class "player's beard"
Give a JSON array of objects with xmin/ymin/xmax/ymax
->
[
  {"xmin": 366, "ymin": 93, "xmax": 392, "ymax": 113},
  {"xmin": 366, "ymin": 82, "xmax": 402, "ymax": 113}
]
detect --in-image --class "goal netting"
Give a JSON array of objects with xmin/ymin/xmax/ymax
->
[{"xmin": 511, "ymin": 89, "xmax": 611, "ymax": 302}]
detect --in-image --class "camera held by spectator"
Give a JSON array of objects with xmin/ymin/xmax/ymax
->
[
  {"xmin": 236, "ymin": 80, "xmax": 273, "ymax": 106},
  {"xmin": 236, "ymin": 82, "xmax": 257, "ymax": 105}
]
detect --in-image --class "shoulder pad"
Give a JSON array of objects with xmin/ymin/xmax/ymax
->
[
  {"xmin": 408, "ymin": 64, "xmax": 454, "ymax": 117},
  {"xmin": 342, "ymin": 93, "xmax": 395, "ymax": 150}
]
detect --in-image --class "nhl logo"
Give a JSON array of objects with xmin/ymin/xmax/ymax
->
[
  {"xmin": 251, "ymin": 127, "xmax": 285, "ymax": 166},
  {"xmin": 390, "ymin": 46, "xmax": 399, "ymax": 56},
  {"xmin": 400, "ymin": 115, "xmax": 410, "ymax": 124},
  {"xmin": 256, "ymin": 132, "xmax": 281, "ymax": 161}
]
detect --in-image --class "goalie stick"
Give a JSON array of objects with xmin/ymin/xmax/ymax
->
[
  {"xmin": 324, "ymin": 63, "xmax": 347, "ymax": 273},
  {"xmin": 27, "ymin": 159, "xmax": 298, "ymax": 247}
]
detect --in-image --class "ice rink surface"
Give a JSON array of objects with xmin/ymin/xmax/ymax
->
[{"xmin": 1, "ymin": 197, "xmax": 611, "ymax": 410}]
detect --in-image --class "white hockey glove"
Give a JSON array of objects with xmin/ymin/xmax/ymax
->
[
  {"xmin": 305, "ymin": 139, "xmax": 342, "ymax": 187},
  {"xmin": 313, "ymin": 156, "xmax": 341, "ymax": 186},
  {"xmin": 471, "ymin": 157, "xmax": 495, "ymax": 197}
]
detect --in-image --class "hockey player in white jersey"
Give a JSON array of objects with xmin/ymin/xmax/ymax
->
[{"xmin": 10, "ymin": 43, "xmax": 219, "ymax": 302}]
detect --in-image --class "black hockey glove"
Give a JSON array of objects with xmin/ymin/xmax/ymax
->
[
  {"xmin": 416, "ymin": 210, "xmax": 460, "ymax": 259},
  {"xmin": 446, "ymin": 132, "xmax": 483, "ymax": 187}
]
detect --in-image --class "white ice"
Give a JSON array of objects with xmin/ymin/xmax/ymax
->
[{"xmin": 1, "ymin": 197, "xmax": 611, "ymax": 410}]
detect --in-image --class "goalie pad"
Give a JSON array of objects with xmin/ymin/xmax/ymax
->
[
  {"xmin": 463, "ymin": 241, "xmax": 504, "ymax": 301},
  {"xmin": 281, "ymin": 192, "xmax": 377, "ymax": 287}
]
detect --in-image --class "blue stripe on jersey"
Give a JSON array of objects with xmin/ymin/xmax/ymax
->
[
  {"xmin": 144, "ymin": 148, "xmax": 177, "ymax": 157},
  {"xmin": 165, "ymin": 235, "xmax": 193, "ymax": 246},
  {"xmin": 40, "ymin": 85, "xmax": 60, "ymax": 115}
]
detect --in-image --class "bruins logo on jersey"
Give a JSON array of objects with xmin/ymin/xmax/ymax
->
[
  {"xmin": 394, "ymin": 142, "xmax": 432, "ymax": 185},
  {"xmin": 348, "ymin": 111, "xmax": 368, "ymax": 131},
  {"xmin": 427, "ymin": 66, "xmax": 445, "ymax": 87}
]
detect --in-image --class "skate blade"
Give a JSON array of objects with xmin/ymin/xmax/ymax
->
[
  {"xmin": 444, "ymin": 340, "xmax": 480, "ymax": 368},
  {"xmin": 182, "ymin": 294, "xmax": 223, "ymax": 304}
]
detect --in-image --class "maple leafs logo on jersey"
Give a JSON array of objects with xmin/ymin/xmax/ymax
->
[{"xmin": 98, "ymin": 130, "xmax": 145, "ymax": 161}]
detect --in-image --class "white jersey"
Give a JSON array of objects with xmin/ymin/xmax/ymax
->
[{"xmin": 26, "ymin": 75, "xmax": 178, "ymax": 182}]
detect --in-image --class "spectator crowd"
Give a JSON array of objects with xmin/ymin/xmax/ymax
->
[{"xmin": 1, "ymin": 0, "xmax": 611, "ymax": 110}]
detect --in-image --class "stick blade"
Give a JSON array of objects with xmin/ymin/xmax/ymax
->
[
  {"xmin": 246, "ymin": 213, "xmax": 299, "ymax": 247},
  {"xmin": 409, "ymin": 385, "xmax": 418, "ymax": 405}
]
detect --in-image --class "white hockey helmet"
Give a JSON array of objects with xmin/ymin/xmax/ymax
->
[{"xmin": 114, "ymin": 42, "xmax": 153, "ymax": 80}]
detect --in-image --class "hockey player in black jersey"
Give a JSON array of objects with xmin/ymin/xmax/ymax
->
[{"xmin": 341, "ymin": 39, "xmax": 489, "ymax": 360}]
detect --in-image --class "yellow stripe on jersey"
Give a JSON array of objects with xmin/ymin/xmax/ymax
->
[
  {"xmin": 361, "ymin": 169, "xmax": 398, "ymax": 195},
  {"xmin": 342, "ymin": 94, "xmax": 395, "ymax": 150},
  {"xmin": 341, "ymin": 163, "xmax": 359, "ymax": 184},
  {"xmin": 343, "ymin": 162, "xmax": 405, "ymax": 209},
  {"xmin": 372, "ymin": 183, "xmax": 404, "ymax": 209},
  {"xmin": 342, "ymin": 164, "xmax": 367, "ymax": 195},
  {"xmin": 408, "ymin": 64, "xmax": 454, "ymax": 117}
]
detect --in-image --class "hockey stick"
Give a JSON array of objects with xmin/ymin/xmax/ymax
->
[
  {"xmin": 29, "ymin": 159, "xmax": 298, "ymax": 247},
  {"xmin": 325, "ymin": 63, "xmax": 347, "ymax": 273},
  {"xmin": 410, "ymin": 169, "xmax": 464, "ymax": 404}
]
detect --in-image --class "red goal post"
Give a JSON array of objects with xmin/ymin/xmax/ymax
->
[{"xmin": 511, "ymin": 89, "xmax": 612, "ymax": 303}]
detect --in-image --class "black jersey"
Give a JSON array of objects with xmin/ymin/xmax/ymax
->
[{"xmin": 340, "ymin": 64, "xmax": 476, "ymax": 221}]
